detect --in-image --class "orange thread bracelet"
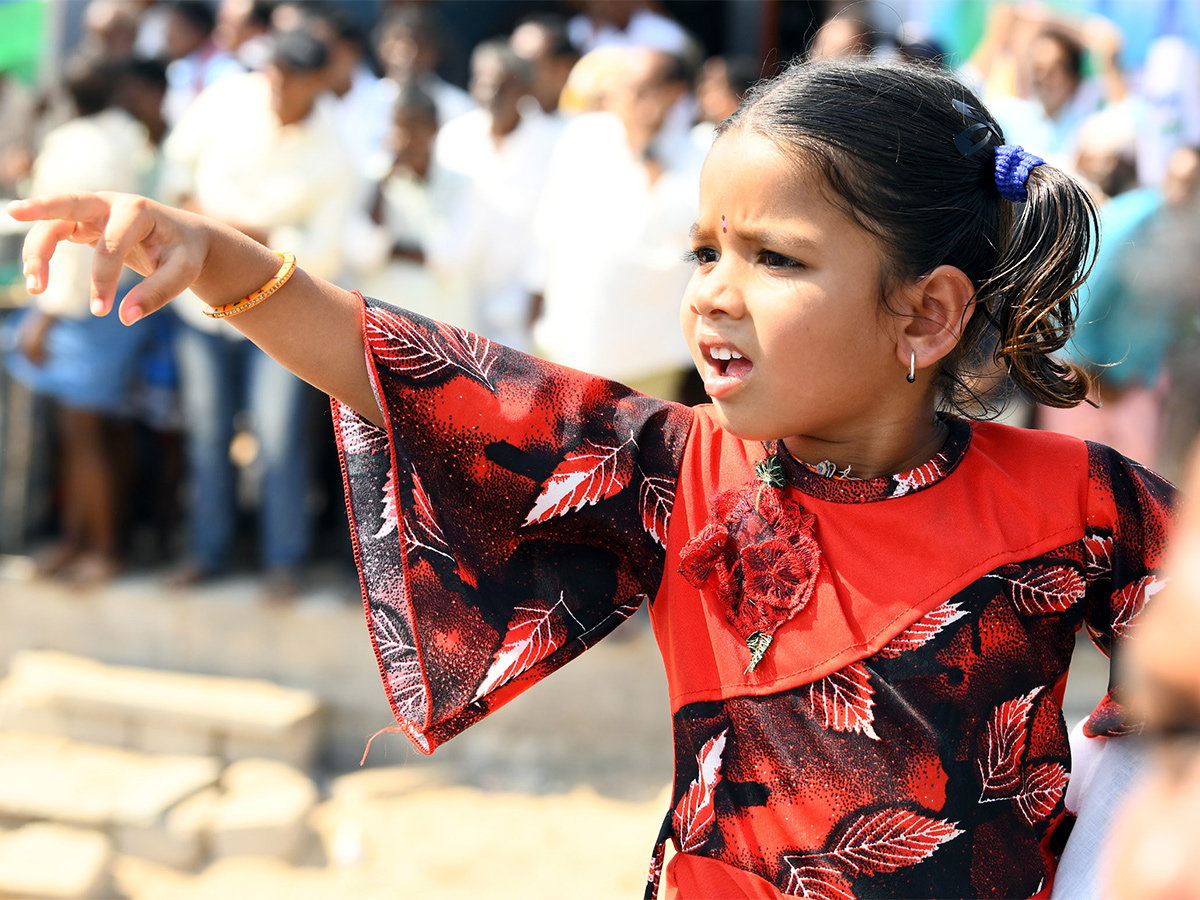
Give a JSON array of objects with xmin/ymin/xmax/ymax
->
[{"xmin": 202, "ymin": 251, "xmax": 297, "ymax": 319}]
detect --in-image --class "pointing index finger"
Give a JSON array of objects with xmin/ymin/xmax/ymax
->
[
  {"xmin": 5, "ymin": 192, "xmax": 115, "ymax": 224},
  {"xmin": 91, "ymin": 195, "xmax": 153, "ymax": 315}
]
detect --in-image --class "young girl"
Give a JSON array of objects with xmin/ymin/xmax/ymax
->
[{"xmin": 9, "ymin": 60, "xmax": 1175, "ymax": 899}]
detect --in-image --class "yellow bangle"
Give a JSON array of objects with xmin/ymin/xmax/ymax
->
[{"xmin": 202, "ymin": 252, "xmax": 297, "ymax": 319}]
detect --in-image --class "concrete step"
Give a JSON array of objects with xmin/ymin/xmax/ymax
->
[
  {"xmin": 0, "ymin": 569, "xmax": 393, "ymax": 771},
  {"xmin": 0, "ymin": 731, "xmax": 220, "ymax": 832},
  {"xmin": 0, "ymin": 731, "xmax": 319, "ymax": 872},
  {"xmin": 0, "ymin": 650, "xmax": 321, "ymax": 769},
  {"xmin": 0, "ymin": 822, "xmax": 114, "ymax": 899},
  {"xmin": 117, "ymin": 758, "xmax": 319, "ymax": 869}
]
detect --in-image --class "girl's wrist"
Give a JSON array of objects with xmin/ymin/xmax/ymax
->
[{"xmin": 186, "ymin": 213, "xmax": 286, "ymax": 311}]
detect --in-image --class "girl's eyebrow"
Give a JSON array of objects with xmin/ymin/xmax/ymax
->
[
  {"xmin": 690, "ymin": 221, "xmax": 820, "ymax": 252},
  {"xmin": 740, "ymin": 225, "xmax": 820, "ymax": 248}
]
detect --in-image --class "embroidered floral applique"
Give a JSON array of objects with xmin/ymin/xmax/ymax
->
[
  {"xmin": 755, "ymin": 454, "xmax": 786, "ymax": 489},
  {"xmin": 679, "ymin": 456, "xmax": 821, "ymax": 672}
]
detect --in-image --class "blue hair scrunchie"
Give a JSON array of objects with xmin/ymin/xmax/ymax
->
[{"xmin": 994, "ymin": 144, "xmax": 1045, "ymax": 203}]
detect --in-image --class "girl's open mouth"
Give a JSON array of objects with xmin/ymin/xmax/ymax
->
[
  {"xmin": 702, "ymin": 344, "xmax": 753, "ymax": 396},
  {"xmin": 709, "ymin": 346, "xmax": 753, "ymax": 377}
]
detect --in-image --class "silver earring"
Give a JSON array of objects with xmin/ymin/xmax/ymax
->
[{"xmin": 906, "ymin": 350, "xmax": 916, "ymax": 383}]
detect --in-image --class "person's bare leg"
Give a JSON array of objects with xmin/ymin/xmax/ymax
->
[
  {"xmin": 58, "ymin": 406, "xmax": 121, "ymax": 582},
  {"xmin": 34, "ymin": 404, "xmax": 84, "ymax": 577}
]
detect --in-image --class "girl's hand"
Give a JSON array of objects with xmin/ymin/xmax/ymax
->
[
  {"xmin": 8, "ymin": 190, "xmax": 383, "ymax": 427},
  {"xmin": 7, "ymin": 191, "xmax": 210, "ymax": 325}
]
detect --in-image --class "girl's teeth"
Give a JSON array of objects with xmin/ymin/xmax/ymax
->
[{"xmin": 711, "ymin": 347, "xmax": 742, "ymax": 361}]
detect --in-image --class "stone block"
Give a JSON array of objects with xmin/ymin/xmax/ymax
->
[
  {"xmin": 112, "ymin": 787, "xmax": 219, "ymax": 871},
  {"xmin": 223, "ymin": 715, "xmax": 320, "ymax": 770},
  {"xmin": 137, "ymin": 721, "xmax": 217, "ymax": 758},
  {"xmin": 65, "ymin": 712, "xmax": 129, "ymax": 747},
  {"xmin": 0, "ymin": 682, "xmax": 66, "ymax": 736},
  {"xmin": 0, "ymin": 731, "xmax": 220, "ymax": 829},
  {"xmin": 3, "ymin": 651, "xmax": 321, "ymax": 765},
  {"xmin": 208, "ymin": 759, "xmax": 318, "ymax": 862},
  {"xmin": 0, "ymin": 822, "xmax": 113, "ymax": 898}
]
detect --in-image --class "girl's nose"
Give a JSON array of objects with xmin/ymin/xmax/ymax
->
[{"xmin": 687, "ymin": 265, "xmax": 744, "ymax": 319}]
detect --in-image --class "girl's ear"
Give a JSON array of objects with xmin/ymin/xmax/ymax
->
[{"xmin": 895, "ymin": 264, "xmax": 976, "ymax": 373}]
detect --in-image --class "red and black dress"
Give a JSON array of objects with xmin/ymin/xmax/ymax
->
[{"xmin": 334, "ymin": 298, "xmax": 1175, "ymax": 899}]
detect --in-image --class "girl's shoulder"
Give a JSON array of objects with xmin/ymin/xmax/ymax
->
[{"xmin": 971, "ymin": 419, "xmax": 1176, "ymax": 552}]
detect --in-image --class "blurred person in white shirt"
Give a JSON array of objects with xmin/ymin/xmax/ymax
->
[
  {"xmin": 81, "ymin": 0, "xmax": 141, "ymax": 62},
  {"xmin": 690, "ymin": 55, "xmax": 759, "ymax": 150},
  {"xmin": 435, "ymin": 39, "xmax": 560, "ymax": 351},
  {"xmin": 0, "ymin": 73, "xmax": 36, "ymax": 198},
  {"xmin": 1136, "ymin": 36, "xmax": 1200, "ymax": 189},
  {"xmin": 531, "ymin": 47, "xmax": 702, "ymax": 400},
  {"xmin": 160, "ymin": 27, "xmax": 359, "ymax": 596},
  {"xmin": 161, "ymin": 0, "xmax": 244, "ymax": 126},
  {"xmin": 567, "ymin": 0, "xmax": 690, "ymax": 56},
  {"xmin": 3, "ymin": 53, "xmax": 155, "ymax": 583},
  {"xmin": 275, "ymin": 1, "xmax": 393, "ymax": 183},
  {"xmin": 986, "ymin": 19, "xmax": 1129, "ymax": 174},
  {"xmin": 344, "ymin": 84, "xmax": 473, "ymax": 331}
]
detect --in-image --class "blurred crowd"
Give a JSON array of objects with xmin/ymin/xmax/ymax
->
[{"xmin": 1, "ymin": 0, "xmax": 1198, "ymax": 595}]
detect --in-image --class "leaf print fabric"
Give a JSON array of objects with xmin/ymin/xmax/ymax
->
[
  {"xmin": 364, "ymin": 306, "xmax": 497, "ymax": 387},
  {"xmin": 673, "ymin": 729, "xmax": 728, "ymax": 852},
  {"xmin": 986, "ymin": 564, "xmax": 1086, "ymax": 614},
  {"xmin": 473, "ymin": 597, "xmax": 569, "ymax": 701},
  {"xmin": 653, "ymin": 431, "xmax": 1174, "ymax": 898},
  {"xmin": 805, "ymin": 663, "xmax": 878, "ymax": 740},
  {"xmin": 639, "ymin": 475, "xmax": 676, "ymax": 549},
  {"xmin": 523, "ymin": 436, "xmax": 635, "ymax": 525},
  {"xmin": 1112, "ymin": 575, "xmax": 1166, "ymax": 635},
  {"xmin": 822, "ymin": 808, "xmax": 963, "ymax": 875},
  {"xmin": 784, "ymin": 861, "xmax": 854, "ymax": 900},
  {"xmin": 332, "ymin": 297, "xmax": 1176, "ymax": 899},
  {"xmin": 1013, "ymin": 763, "xmax": 1069, "ymax": 827},
  {"xmin": 335, "ymin": 298, "xmax": 691, "ymax": 752},
  {"xmin": 891, "ymin": 451, "xmax": 952, "ymax": 498},
  {"xmin": 978, "ymin": 687, "xmax": 1043, "ymax": 800},
  {"xmin": 876, "ymin": 601, "xmax": 968, "ymax": 658}
]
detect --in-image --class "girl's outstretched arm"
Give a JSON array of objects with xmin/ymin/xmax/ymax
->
[{"xmin": 7, "ymin": 191, "xmax": 383, "ymax": 427}]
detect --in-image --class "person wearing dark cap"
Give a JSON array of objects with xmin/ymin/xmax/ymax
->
[{"xmin": 159, "ymin": 26, "xmax": 360, "ymax": 598}]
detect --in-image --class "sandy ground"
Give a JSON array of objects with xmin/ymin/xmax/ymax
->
[{"xmin": 115, "ymin": 771, "xmax": 672, "ymax": 900}]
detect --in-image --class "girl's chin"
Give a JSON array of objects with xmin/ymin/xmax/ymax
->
[{"xmin": 705, "ymin": 402, "xmax": 791, "ymax": 444}]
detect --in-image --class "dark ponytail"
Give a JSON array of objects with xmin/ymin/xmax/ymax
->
[
  {"xmin": 976, "ymin": 163, "xmax": 1098, "ymax": 407},
  {"xmin": 724, "ymin": 59, "xmax": 1100, "ymax": 416}
]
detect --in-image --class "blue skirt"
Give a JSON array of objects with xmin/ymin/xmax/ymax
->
[{"xmin": 2, "ymin": 291, "xmax": 160, "ymax": 414}]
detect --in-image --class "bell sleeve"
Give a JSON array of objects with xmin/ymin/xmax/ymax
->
[
  {"xmin": 333, "ymin": 295, "xmax": 694, "ymax": 753},
  {"xmin": 1081, "ymin": 442, "xmax": 1178, "ymax": 737}
]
